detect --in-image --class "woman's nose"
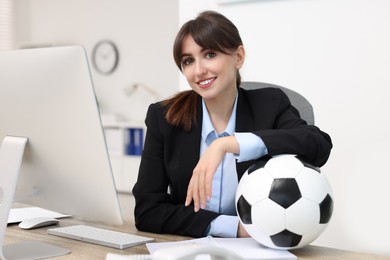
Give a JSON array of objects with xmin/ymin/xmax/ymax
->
[{"xmin": 194, "ymin": 60, "xmax": 207, "ymax": 76}]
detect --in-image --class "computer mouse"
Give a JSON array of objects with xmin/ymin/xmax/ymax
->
[{"xmin": 19, "ymin": 217, "xmax": 60, "ymax": 230}]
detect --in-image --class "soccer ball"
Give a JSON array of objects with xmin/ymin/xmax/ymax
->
[{"xmin": 235, "ymin": 154, "xmax": 333, "ymax": 250}]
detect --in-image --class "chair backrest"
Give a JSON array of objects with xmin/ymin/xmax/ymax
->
[{"xmin": 240, "ymin": 81, "xmax": 315, "ymax": 125}]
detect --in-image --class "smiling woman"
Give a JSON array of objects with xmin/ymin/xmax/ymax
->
[
  {"xmin": 132, "ymin": 10, "xmax": 332, "ymax": 239},
  {"xmin": 178, "ymin": 35, "xmax": 243, "ymax": 106}
]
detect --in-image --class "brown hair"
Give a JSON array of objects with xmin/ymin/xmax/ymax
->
[{"xmin": 163, "ymin": 11, "xmax": 243, "ymax": 131}]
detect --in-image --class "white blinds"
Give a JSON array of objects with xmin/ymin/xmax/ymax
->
[{"xmin": 0, "ymin": 0, "xmax": 14, "ymax": 50}]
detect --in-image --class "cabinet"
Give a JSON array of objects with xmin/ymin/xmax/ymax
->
[{"xmin": 102, "ymin": 120, "xmax": 145, "ymax": 193}]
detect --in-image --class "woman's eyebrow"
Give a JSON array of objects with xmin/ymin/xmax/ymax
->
[{"xmin": 181, "ymin": 52, "xmax": 191, "ymax": 58}]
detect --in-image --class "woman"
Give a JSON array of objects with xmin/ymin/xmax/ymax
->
[{"xmin": 132, "ymin": 11, "xmax": 332, "ymax": 238}]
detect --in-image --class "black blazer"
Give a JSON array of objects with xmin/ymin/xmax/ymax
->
[{"xmin": 132, "ymin": 87, "xmax": 332, "ymax": 238}]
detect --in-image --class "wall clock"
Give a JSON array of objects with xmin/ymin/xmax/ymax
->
[{"xmin": 92, "ymin": 40, "xmax": 119, "ymax": 75}]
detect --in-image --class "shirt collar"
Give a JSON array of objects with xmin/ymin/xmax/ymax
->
[{"xmin": 201, "ymin": 94, "xmax": 238, "ymax": 144}]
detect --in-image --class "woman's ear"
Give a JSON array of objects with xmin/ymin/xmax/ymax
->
[{"xmin": 235, "ymin": 45, "xmax": 245, "ymax": 69}]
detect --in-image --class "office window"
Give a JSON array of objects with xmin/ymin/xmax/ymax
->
[{"xmin": 0, "ymin": 0, "xmax": 14, "ymax": 50}]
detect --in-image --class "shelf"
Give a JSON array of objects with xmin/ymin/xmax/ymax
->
[{"xmin": 101, "ymin": 118, "xmax": 145, "ymax": 193}]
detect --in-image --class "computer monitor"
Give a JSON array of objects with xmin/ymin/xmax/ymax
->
[{"xmin": 0, "ymin": 46, "xmax": 123, "ymax": 230}]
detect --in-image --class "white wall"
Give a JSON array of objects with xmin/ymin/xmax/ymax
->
[
  {"xmin": 12, "ymin": 0, "xmax": 390, "ymax": 255},
  {"xmin": 180, "ymin": 0, "xmax": 390, "ymax": 256},
  {"xmin": 14, "ymin": 0, "xmax": 179, "ymax": 124}
]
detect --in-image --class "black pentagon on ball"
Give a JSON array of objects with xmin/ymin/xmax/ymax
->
[
  {"xmin": 270, "ymin": 229, "xmax": 302, "ymax": 248},
  {"xmin": 319, "ymin": 194, "xmax": 334, "ymax": 224},
  {"xmin": 269, "ymin": 178, "xmax": 301, "ymax": 209},
  {"xmin": 237, "ymin": 195, "xmax": 252, "ymax": 224},
  {"xmin": 247, "ymin": 155, "xmax": 272, "ymax": 175}
]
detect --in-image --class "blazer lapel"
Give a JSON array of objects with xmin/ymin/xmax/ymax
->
[
  {"xmin": 177, "ymin": 97, "xmax": 203, "ymax": 184},
  {"xmin": 236, "ymin": 88, "xmax": 254, "ymax": 132},
  {"xmin": 235, "ymin": 89, "xmax": 258, "ymax": 178}
]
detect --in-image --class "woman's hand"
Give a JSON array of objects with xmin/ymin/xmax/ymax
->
[
  {"xmin": 185, "ymin": 136, "xmax": 240, "ymax": 212},
  {"xmin": 237, "ymin": 222, "xmax": 250, "ymax": 237}
]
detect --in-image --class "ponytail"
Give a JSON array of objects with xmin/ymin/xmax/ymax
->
[{"xmin": 162, "ymin": 90, "xmax": 199, "ymax": 132}]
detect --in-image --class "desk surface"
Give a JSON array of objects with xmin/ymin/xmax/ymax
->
[{"xmin": 4, "ymin": 217, "xmax": 389, "ymax": 260}]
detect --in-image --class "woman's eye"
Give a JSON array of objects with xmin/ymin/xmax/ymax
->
[
  {"xmin": 182, "ymin": 57, "xmax": 193, "ymax": 66},
  {"xmin": 206, "ymin": 52, "xmax": 216, "ymax": 59}
]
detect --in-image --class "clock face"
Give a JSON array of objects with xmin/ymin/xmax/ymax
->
[{"xmin": 92, "ymin": 40, "xmax": 119, "ymax": 75}]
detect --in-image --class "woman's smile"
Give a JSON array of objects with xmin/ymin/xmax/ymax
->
[{"xmin": 198, "ymin": 77, "xmax": 216, "ymax": 88}]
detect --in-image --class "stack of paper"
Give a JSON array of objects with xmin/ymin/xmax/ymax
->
[{"xmin": 146, "ymin": 236, "xmax": 296, "ymax": 260}]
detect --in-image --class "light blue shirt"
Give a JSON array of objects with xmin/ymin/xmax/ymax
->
[{"xmin": 200, "ymin": 96, "xmax": 268, "ymax": 237}]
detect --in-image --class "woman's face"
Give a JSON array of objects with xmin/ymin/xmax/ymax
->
[{"xmin": 180, "ymin": 35, "xmax": 244, "ymax": 102}]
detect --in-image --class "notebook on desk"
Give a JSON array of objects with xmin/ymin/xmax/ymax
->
[{"xmin": 8, "ymin": 207, "xmax": 71, "ymax": 224}]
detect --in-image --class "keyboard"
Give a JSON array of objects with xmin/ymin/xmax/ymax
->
[{"xmin": 47, "ymin": 225, "xmax": 154, "ymax": 249}]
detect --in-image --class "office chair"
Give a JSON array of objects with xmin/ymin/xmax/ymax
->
[{"xmin": 240, "ymin": 81, "xmax": 315, "ymax": 125}]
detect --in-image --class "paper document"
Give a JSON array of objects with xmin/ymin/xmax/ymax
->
[
  {"xmin": 146, "ymin": 236, "xmax": 296, "ymax": 260},
  {"xmin": 8, "ymin": 207, "xmax": 71, "ymax": 224},
  {"xmin": 106, "ymin": 253, "xmax": 151, "ymax": 260},
  {"xmin": 214, "ymin": 237, "xmax": 297, "ymax": 259}
]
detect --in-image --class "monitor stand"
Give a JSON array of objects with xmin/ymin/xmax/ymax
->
[{"xmin": 0, "ymin": 136, "xmax": 70, "ymax": 260}]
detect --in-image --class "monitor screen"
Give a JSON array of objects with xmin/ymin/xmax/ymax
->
[{"xmin": 0, "ymin": 46, "xmax": 123, "ymax": 225}]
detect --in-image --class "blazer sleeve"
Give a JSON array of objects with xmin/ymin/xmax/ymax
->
[
  {"xmin": 132, "ymin": 103, "xmax": 220, "ymax": 237},
  {"xmin": 247, "ymin": 88, "xmax": 332, "ymax": 167}
]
